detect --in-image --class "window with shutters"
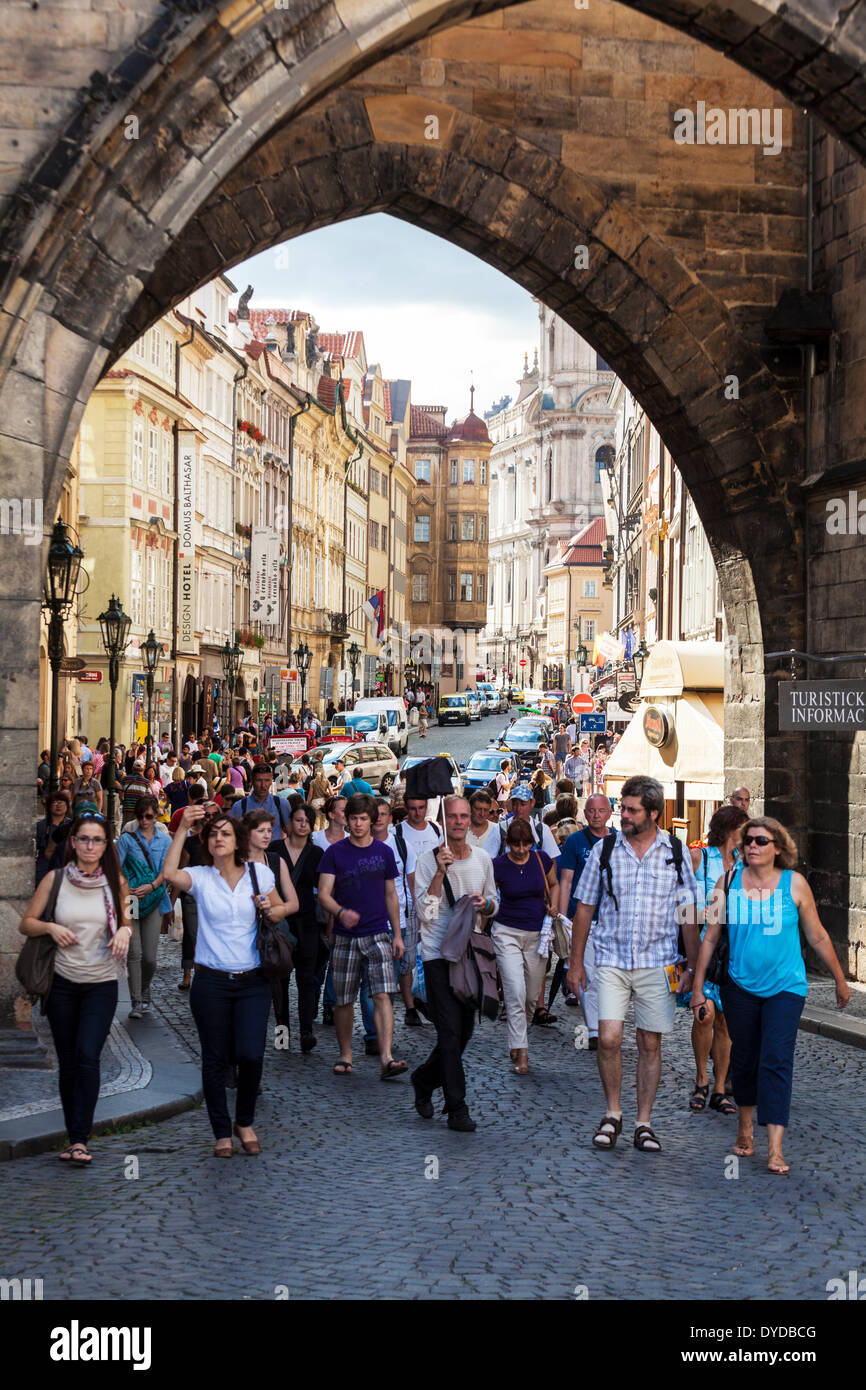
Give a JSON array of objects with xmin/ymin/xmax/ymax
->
[
  {"xmin": 132, "ymin": 418, "xmax": 145, "ymax": 483},
  {"xmin": 412, "ymin": 572, "xmax": 428, "ymax": 602},
  {"xmin": 205, "ymin": 369, "xmax": 215, "ymax": 417},
  {"xmin": 133, "ymin": 335, "xmax": 146, "ymax": 361},
  {"xmin": 164, "ymin": 335, "xmax": 174, "ymax": 381},
  {"xmin": 147, "ymin": 426, "xmax": 159, "ymax": 490},
  {"xmin": 150, "ymin": 328, "xmax": 161, "ymax": 368},
  {"xmin": 145, "ymin": 548, "xmax": 157, "ymax": 628},
  {"xmin": 161, "ymin": 431, "xmax": 172, "ymax": 495}
]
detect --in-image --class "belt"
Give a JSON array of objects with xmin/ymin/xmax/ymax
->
[{"xmin": 195, "ymin": 963, "xmax": 262, "ymax": 981}]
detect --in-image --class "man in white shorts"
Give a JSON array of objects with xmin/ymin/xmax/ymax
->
[{"xmin": 567, "ymin": 775, "xmax": 698, "ymax": 1154}]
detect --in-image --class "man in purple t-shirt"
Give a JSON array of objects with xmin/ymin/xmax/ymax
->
[{"xmin": 318, "ymin": 793, "xmax": 408, "ymax": 1081}]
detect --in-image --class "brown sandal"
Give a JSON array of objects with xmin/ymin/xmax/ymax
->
[
  {"xmin": 512, "ymin": 1048, "xmax": 529, "ymax": 1074},
  {"xmin": 213, "ymin": 1138, "xmax": 233, "ymax": 1158},
  {"xmin": 233, "ymin": 1125, "xmax": 261, "ymax": 1155}
]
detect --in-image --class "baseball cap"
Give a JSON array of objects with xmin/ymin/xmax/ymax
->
[{"xmin": 511, "ymin": 785, "xmax": 534, "ymax": 802}]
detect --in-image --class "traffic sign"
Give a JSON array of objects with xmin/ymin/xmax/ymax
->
[
  {"xmin": 580, "ymin": 712, "xmax": 606, "ymax": 733},
  {"xmin": 571, "ymin": 693, "xmax": 594, "ymax": 715},
  {"xmin": 519, "ymin": 658, "xmax": 527, "ymax": 667}
]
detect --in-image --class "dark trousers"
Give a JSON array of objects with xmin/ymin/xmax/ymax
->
[
  {"xmin": 190, "ymin": 968, "xmax": 271, "ymax": 1138},
  {"xmin": 44, "ymin": 974, "xmax": 118, "ymax": 1145},
  {"xmin": 293, "ymin": 918, "xmax": 325, "ymax": 1038},
  {"xmin": 412, "ymin": 957, "xmax": 475, "ymax": 1114},
  {"xmin": 180, "ymin": 893, "xmax": 198, "ymax": 971},
  {"xmin": 721, "ymin": 977, "xmax": 805, "ymax": 1128}
]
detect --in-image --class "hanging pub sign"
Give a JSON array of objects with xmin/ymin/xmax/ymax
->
[
  {"xmin": 779, "ymin": 680, "xmax": 866, "ymax": 730},
  {"xmin": 643, "ymin": 704, "xmax": 673, "ymax": 748}
]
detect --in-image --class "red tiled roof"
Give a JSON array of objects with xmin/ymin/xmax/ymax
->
[
  {"xmin": 410, "ymin": 405, "xmax": 448, "ymax": 439},
  {"xmin": 561, "ymin": 515, "xmax": 606, "ymax": 565},
  {"xmin": 247, "ymin": 308, "xmax": 312, "ymax": 340},
  {"xmin": 316, "ymin": 376, "xmax": 339, "ymax": 411},
  {"xmin": 319, "ymin": 330, "xmax": 365, "ymax": 362},
  {"xmin": 245, "ymin": 340, "xmax": 266, "ymax": 360},
  {"xmin": 446, "ymin": 409, "xmax": 489, "ymax": 443},
  {"xmin": 342, "ymin": 377, "xmax": 352, "ymax": 402}
]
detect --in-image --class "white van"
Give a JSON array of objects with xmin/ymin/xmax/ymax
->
[{"xmin": 353, "ymin": 697, "xmax": 410, "ymax": 755}]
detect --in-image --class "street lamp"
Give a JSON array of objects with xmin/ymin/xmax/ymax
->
[
  {"xmin": 98, "ymin": 594, "xmax": 132, "ymax": 832},
  {"xmin": 347, "ymin": 640, "xmax": 361, "ymax": 701},
  {"xmin": 42, "ymin": 520, "xmax": 84, "ymax": 796},
  {"xmin": 220, "ymin": 639, "xmax": 242, "ymax": 737},
  {"xmin": 141, "ymin": 628, "xmax": 164, "ymax": 765},
  {"xmin": 574, "ymin": 617, "xmax": 589, "ymax": 670},
  {"xmin": 632, "ymin": 637, "xmax": 649, "ymax": 693},
  {"xmin": 294, "ymin": 639, "xmax": 312, "ymax": 709}
]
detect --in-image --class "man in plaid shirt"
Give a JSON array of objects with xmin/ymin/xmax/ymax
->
[{"xmin": 567, "ymin": 775, "xmax": 699, "ymax": 1154}]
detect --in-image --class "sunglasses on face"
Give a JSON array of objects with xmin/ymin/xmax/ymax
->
[
  {"xmin": 140, "ymin": 813, "xmax": 156, "ymax": 820},
  {"xmin": 744, "ymin": 835, "xmax": 774, "ymax": 847}
]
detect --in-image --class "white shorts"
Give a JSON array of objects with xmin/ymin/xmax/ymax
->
[{"xmin": 596, "ymin": 965, "xmax": 675, "ymax": 1034}]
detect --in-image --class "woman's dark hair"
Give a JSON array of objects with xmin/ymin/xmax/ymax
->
[
  {"xmin": 506, "ymin": 818, "xmax": 535, "ymax": 848},
  {"xmin": 547, "ymin": 794, "xmax": 578, "ymax": 825},
  {"xmin": 64, "ymin": 814, "xmax": 124, "ymax": 922},
  {"xmin": 45, "ymin": 789, "xmax": 71, "ymax": 812},
  {"xmin": 324, "ymin": 795, "xmax": 346, "ymax": 820},
  {"xmin": 707, "ymin": 805, "xmax": 748, "ymax": 847},
  {"xmin": 144, "ymin": 763, "xmax": 158, "ymax": 781},
  {"xmin": 133, "ymin": 794, "xmax": 159, "ymax": 819},
  {"xmin": 188, "ymin": 783, "xmax": 206, "ymax": 804},
  {"xmin": 96, "ymin": 738, "xmax": 110, "ymax": 753},
  {"xmin": 243, "ymin": 807, "xmax": 276, "ymax": 831},
  {"xmin": 290, "ymin": 803, "xmax": 317, "ymax": 835},
  {"xmin": 199, "ymin": 813, "xmax": 248, "ymax": 866}
]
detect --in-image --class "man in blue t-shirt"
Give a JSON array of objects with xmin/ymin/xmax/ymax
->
[
  {"xmin": 555, "ymin": 795, "xmax": 614, "ymax": 1046},
  {"xmin": 317, "ymin": 792, "xmax": 407, "ymax": 1081}
]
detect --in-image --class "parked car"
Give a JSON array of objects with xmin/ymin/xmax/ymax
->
[
  {"xmin": 274, "ymin": 741, "xmax": 398, "ymax": 794},
  {"xmin": 438, "ymin": 693, "xmax": 471, "ymax": 726},
  {"xmin": 466, "ymin": 691, "xmax": 482, "ymax": 721},
  {"xmin": 327, "ymin": 711, "xmax": 391, "ymax": 743},
  {"xmin": 477, "ymin": 681, "xmax": 506, "ymax": 713},
  {"xmin": 461, "ymin": 749, "xmax": 510, "ymax": 795},
  {"xmin": 489, "ymin": 720, "xmax": 547, "ymax": 771},
  {"xmin": 352, "ymin": 697, "xmax": 410, "ymax": 755}
]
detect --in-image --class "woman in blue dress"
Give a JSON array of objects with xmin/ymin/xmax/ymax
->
[
  {"xmin": 686, "ymin": 806, "xmax": 747, "ymax": 1115},
  {"xmin": 693, "ymin": 816, "xmax": 850, "ymax": 1174}
]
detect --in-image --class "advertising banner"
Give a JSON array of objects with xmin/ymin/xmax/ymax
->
[{"xmin": 178, "ymin": 434, "xmax": 196, "ymax": 651}]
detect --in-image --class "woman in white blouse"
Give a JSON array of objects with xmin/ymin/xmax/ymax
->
[{"xmin": 163, "ymin": 806, "xmax": 284, "ymax": 1157}]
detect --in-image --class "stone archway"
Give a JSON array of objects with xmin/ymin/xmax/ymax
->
[{"xmin": 1, "ymin": 0, "xmax": 865, "ymax": 1009}]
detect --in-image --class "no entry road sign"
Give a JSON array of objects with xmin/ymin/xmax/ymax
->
[{"xmin": 571, "ymin": 693, "xmax": 594, "ymax": 715}]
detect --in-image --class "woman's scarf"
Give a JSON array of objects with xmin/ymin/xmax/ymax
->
[{"xmin": 65, "ymin": 862, "xmax": 118, "ymax": 937}]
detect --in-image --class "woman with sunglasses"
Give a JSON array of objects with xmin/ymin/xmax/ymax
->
[
  {"xmin": 692, "ymin": 815, "xmax": 850, "ymax": 1174},
  {"xmin": 163, "ymin": 806, "xmax": 284, "ymax": 1156},
  {"xmin": 116, "ymin": 795, "xmax": 173, "ymax": 1020},
  {"xmin": 18, "ymin": 813, "xmax": 131, "ymax": 1165}
]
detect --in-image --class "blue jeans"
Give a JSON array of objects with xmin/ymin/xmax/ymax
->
[
  {"xmin": 323, "ymin": 962, "xmax": 376, "ymax": 1041},
  {"xmin": 721, "ymin": 977, "xmax": 805, "ymax": 1127},
  {"xmin": 45, "ymin": 974, "xmax": 118, "ymax": 1145},
  {"xmin": 190, "ymin": 968, "xmax": 271, "ymax": 1138}
]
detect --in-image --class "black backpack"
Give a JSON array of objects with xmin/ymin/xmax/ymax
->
[{"xmin": 597, "ymin": 830, "xmax": 685, "ymax": 912}]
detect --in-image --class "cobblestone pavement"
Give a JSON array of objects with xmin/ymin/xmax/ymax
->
[{"xmin": 1, "ymin": 929, "xmax": 864, "ymax": 1301}]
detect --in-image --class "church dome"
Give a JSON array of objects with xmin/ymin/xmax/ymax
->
[{"xmin": 446, "ymin": 386, "xmax": 489, "ymax": 443}]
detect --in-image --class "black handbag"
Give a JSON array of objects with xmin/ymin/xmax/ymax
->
[
  {"xmin": 249, "ymin": 862, "xmax": 293, "ymax": 979},
  {"xmin": 705, "ymin": 866, "xmax": 737, "ymax": 987},
  {"xmin": 16, "ymin": 868, "xmax": 63, "ymax": 1008}
]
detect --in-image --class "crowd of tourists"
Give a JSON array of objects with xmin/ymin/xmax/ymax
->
[{"xmin": 22, "ymin": 720, "xmax": 850, "ymax": 1172}]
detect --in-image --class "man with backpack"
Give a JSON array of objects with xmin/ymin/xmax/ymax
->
[
  {"xmin": 228, "ymin": 762, "xmax": 289, "ymax": 843},
  {"xmin": 567, "ymin": 775, "xmax": 699, "ymax": 1155},
  {"xmin": 556, "ymin": 795, "xmax": 614, "ymax": 1045},
  {"xmin": 373, "ymin": 798, "xmax": 422, "ymax": 1027},
  {"xmin": 412, "ymin": 796, "xmax": 496, "ymax": 1132}
]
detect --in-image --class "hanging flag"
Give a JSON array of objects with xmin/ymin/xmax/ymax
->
[
  {"xmin": 623, "ymin": 627, "xmax": 636, "ymax": 661},
  {"xmin": 362, "ymin": 589, "xmax": 386, "ymax": 639}
]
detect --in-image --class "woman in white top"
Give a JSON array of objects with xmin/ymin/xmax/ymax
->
[
  {"xmin": 19, "ymin": 812, "xmax": 131, "ymax": 1165},
  {"xmin": 163, "ymin": 806, "xmax": 284, "ymax": 1157},
  {"xmin": 312, "ymin": 795, "xmax": 348, "ymax": 852}
]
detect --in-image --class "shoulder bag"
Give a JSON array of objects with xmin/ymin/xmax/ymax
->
[
  {"xmin": 248, "ymin": 861, "xmax": 293, "ymax": 979},
  {"xmin": 16, "ymin": 867, "xmax": 64, "ymax": 1007},
  {"xmin": 705, "ymin": 866, "xmax": 737, "ymax": 987},
  {"xmin": 533, "ymin": 849, "xmax": 568, "ymax": 957},
  {"xmin": 125, "ymin": 832, "xmax": 165, "ymax": 917}
]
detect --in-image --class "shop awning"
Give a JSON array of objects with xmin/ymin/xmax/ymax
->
[{"xmin": 603, "ymin": 692, "xmax": 724, "ymax": 799}]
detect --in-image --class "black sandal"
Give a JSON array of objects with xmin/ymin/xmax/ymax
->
[
  {"xmin": 532, "ymin": 1007, "xmax": 558, "ymax": 1028},
  {"xmin": 633, "ymin": 1125, "xmax": 661, "ymax": 1153},
  {"xmin": 592, "ymin": 1115, "xmax": 623, "ymax": 1149},
  {"xmin": 689, "ymin": 1082, "xmax": 709, "ymax": 1112},
  {"xmin": 708, "ymin": 1092, "xmax": 737, "ymax": 1116}
]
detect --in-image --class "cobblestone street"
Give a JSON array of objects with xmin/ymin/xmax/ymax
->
[{"xmin": 1, "ymin": 933, "xmax": 864, "ymax": 1302}]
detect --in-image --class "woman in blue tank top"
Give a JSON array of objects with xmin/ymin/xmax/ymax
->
[
  {"xmin": 685, "ymin": 805, "xmax": 747, "ymax": 1116},
  {"xmin": 692, "ymin": 816, "xmax": 850, "ymax": 1174}
]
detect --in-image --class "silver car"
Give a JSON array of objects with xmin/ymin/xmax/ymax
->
[{"xmin": 275, "ymin": 741, "xmax": 399, "ymax": 794}]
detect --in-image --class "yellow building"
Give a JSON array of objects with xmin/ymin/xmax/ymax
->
[{"xmin": 543, "ymin": 517, "xmax": 611, "ymax": 691}]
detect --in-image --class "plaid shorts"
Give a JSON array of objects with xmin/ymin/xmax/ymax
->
[
  {"xmin": 330, "ymin": 931, "xmax": 397, "ymax": 1005},
  {"xmin": 396, "ymin": 908, "xmax": 418, "ymax": 979}
]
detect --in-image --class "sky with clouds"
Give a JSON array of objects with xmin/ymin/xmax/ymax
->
[{"xmin": 228, "ymin": 212, "xmax": 540, "ymax": 419}]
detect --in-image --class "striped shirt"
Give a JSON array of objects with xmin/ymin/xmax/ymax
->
[{"xmin": 577, "ymin": 830, "xmax": 697, "ymax": 970}]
